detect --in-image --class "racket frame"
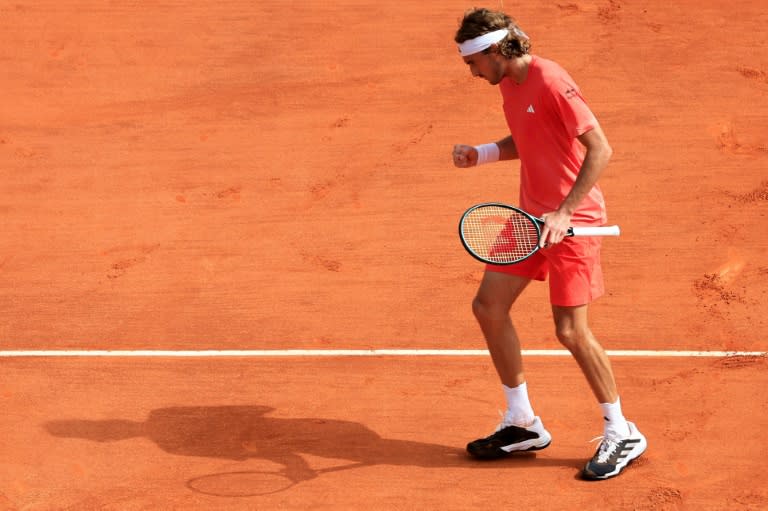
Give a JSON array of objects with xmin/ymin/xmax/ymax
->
[
  {"xmin": 458, "ymin": 202, "xmax": 621, "ymax": 265},
  {"xmin": 458, "ymin": 202, "xmax": 542, "ymax": 265}
]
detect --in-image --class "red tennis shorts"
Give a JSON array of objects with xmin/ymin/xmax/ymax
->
[{"xmin": 487, "ymin": 236, "xmax": 605, "ymax": 306}]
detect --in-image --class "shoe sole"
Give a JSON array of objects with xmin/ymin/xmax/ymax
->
[{"xmin": 501, "ymin": 438, "xmax": 552, "ymax": 453}]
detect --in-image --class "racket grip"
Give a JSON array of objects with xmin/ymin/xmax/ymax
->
[{"xmin": 570, "ymin": 225, "xmax": 621, "ymax": 236}]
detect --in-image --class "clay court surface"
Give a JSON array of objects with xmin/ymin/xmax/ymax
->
[{"xmin": 1, "ymin": 1, "xmax": 767, "ymax": 509}]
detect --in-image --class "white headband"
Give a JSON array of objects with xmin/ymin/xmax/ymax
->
[{"xmin": 457, "ymin": 29, "xmax": 508, "ymax": 57}]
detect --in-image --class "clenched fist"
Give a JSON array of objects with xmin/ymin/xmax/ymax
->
[{"xmin": 452, "ymin": 144, "xmax": 478, "ymax": 168}]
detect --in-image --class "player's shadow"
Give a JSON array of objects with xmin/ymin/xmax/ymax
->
[{"xmin": 44, "ymin": 405, "xmax": 583, "ymax": 493}]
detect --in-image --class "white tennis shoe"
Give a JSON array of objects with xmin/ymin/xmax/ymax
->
[{"xmin": 582, "ymin": 421, "xmax": 647, "ymax": 480}]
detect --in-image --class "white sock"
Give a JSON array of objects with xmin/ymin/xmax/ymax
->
[
  {"xmin": 600, "ymin": 397, "xmax": 630, "ymax": 437},
  {"xmin": 503, "ymin": 382, "xmax": 535, "ymax": 427}
]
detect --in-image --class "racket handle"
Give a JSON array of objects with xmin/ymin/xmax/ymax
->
[{"xmin": 570, "ymin": 225, "xmax": 621, "ymax": 237}]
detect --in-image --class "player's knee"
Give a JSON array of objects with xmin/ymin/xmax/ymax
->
[
  {"xmin": 555, "ymin": 325, "xmax": 590, "ymax": 351},
  {"xmin": 471, "ymin": 295, "xmax": 488, "ymax": 321},
  {"xmin": 472, "ymin": 294, "xmax": 504, "ymax": 324}
]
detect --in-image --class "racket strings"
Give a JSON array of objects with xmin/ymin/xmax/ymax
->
[{"xmin": 461, "ymin": 207, "xmax": 539, "ymax": 264}]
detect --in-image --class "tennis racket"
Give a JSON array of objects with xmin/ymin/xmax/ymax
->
[{"xmin": 459, "ymin": 202, "xmax": 620, "ymax": 265}]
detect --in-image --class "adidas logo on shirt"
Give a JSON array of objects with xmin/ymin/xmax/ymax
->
[{"xmin": 526, "ymin": 105, "xmax": 535, "ymax": 114}]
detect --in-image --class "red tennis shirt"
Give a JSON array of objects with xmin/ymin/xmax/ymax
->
[{"xmin": 499, "ymin": 56, "xmax": 607, "ymax": 225}]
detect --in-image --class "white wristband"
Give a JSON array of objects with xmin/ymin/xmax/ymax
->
[{"xmin": 474, "ymin": 143, "xmax": 500, "ymax": 166}]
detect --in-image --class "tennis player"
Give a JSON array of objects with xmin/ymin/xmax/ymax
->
[{"xmin": 451, "ymin": 8, "xmax": 646, "ymax": 480}]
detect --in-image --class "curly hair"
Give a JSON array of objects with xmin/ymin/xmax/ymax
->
[{"xmin": 454, "ymin": 8, "xmax": 531, "ymax": 58}]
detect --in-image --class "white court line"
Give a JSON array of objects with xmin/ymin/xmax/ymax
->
[{"xmin": 0, "ymin": 349, "xmax": 765, "ymax": 357}]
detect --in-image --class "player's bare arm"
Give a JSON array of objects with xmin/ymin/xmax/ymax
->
[
  {"xmin": 452, "ymin": 136, "xmax": 519, "ymax": 168},
  {"xmin": 495, "ymin": 136, "xmax": 519, "ymax": 160},
  {"xmin": 540, "ymin": 124, "xmax": 612, "ymax": 246}
]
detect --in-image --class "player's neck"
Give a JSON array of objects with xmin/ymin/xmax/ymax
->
[{"xmin": 505, "ymin": 54, "xmax": 533, "ymax": 85}]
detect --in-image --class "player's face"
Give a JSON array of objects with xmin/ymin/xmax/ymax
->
[{"xmin": 462, "ymin": 48, "xmax": 503, "ymax": 85}]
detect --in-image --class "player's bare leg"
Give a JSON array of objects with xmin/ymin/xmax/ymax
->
[
  {"xmin": 466, "ymin": 271, "xmax": 552, "ymax": 459},
  {"xmin": 472, "ymin": 271, "xmax": 531, "ymax": 388},
  {"xmin": 551, "ymin": 304, "xmax": 617, "ymax": 403},
  {"xmin": 552, "ymin": 304, "xmax": 647, "ymax": 479}
]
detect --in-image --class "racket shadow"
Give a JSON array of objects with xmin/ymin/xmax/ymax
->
[{"xmin": 44, "ymin": 405, "xmax": 583, "ymax": 496}]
